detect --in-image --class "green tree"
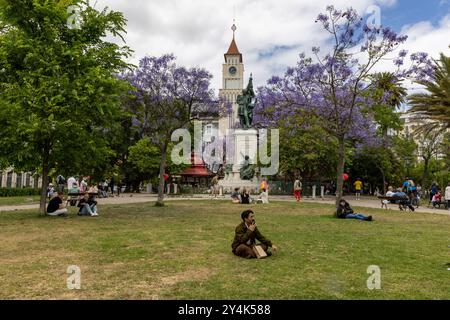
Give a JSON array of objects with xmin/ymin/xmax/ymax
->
[
  {"xmin": 276, "ymin": 114, "xmax": 338, "ymax": 181},
  {"xmin": 356, "ymin": 72, "xmax": 407, "ymax": 193},
  {"xmin": 409, "ymin": 53, "xmax": 450, "ymax": 131},
  {"xmin": 414, "ymin": 128, "xmax": 446, "ymax": 187},
  {"xmin": 0, "ymin": 0, "xmax": 132, "ymax": 213},
  {"xmin": 369, "ymin": 72, "xmax": 406, "ymax": 140}
]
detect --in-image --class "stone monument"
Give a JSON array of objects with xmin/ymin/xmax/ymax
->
[{"xmin": 220, "ymin": 74, "xmax": 260, "ymax": 192}]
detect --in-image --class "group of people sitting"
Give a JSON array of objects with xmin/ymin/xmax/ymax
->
[
  {"xmin": 383, "ymin": 186, "xmax": 416, "ymax": 211},
  {"xmin": 429, "ymin": 183, "xmax": 450, "ymax": 209},
  {"xmin": 230, "ymin": 187, "xmax": 269, "ymax": 204},
  {"xmin": 46, "ymin": 191, "xmax": 99, "ymax": 217}
]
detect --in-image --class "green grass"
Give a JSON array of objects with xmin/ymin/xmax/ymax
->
[
  {"xmin": 0, "ymin": 200, "xmax": 449, "ymax": 299},
  {"xmin": 0, "ymin": 195, "xmax": 40, "ymax": 206}
]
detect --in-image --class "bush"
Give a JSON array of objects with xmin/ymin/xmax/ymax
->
[{"xmin": 0, "ymin": 188, "xmax": 41, "ymax": 197}]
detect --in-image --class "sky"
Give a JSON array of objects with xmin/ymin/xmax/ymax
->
[{"xmin": 93, "ymin": 0, "xmax": 450, "ymax": 95}]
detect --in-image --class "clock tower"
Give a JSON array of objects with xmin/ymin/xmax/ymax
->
[{"xmin": 218, "ymin": 22, "xmax": 245, "ymax": 135}]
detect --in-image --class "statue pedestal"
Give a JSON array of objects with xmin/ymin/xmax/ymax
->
[{"xmin": 220, "ymin": 129, "xmax": 260, "ymax": 193}]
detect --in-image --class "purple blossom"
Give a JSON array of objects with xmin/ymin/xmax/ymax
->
[
  {"xmin": 394, "ymin": 58, "xmax": 404, "ymax": 67},
  {"xmin": 120, "ymin": 54, "xmax": 219, "ymax": 144},
  {"xmin": 399, "ymin": 49, "xmax": 408, "ymax": 58}
]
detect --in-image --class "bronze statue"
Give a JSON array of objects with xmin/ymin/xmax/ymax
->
[
  {"xmin": 237, "ymin": 74, "xmax": 256, "ymax": 130},
  {"xmin": 239, "ymin": 155, "xmax": 255, "ymax": 180}
]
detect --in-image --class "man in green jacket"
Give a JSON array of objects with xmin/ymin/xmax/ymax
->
[{"xmin": 232, "ymin": 210, "xmax": 278, "ymax": 258}]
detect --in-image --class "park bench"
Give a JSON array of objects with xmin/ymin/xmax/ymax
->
[
  {"xmin": 377, "ymin": 196, "xmax": 414, "ymax": 212},
  {"xmin": 431, "ymin": 200, "xmax": 448, "ymax": 209}
]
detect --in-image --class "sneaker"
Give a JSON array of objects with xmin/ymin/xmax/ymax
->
[
  {"xmin": 91, "ymin": 212, "xmax": 99, "ymax": 217},
  {"xmin": 366, "ymin": 215, "xmax": 373, "ymax": 221}
]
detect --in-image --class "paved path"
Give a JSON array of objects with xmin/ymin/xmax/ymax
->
[{"xmin": 1, "ymin": 193, "xmax": 449, "ymax": 216}]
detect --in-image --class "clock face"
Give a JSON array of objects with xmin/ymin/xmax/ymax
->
[{"xmin": 229, "ymin": 66, "xmax": 237, "ymax": 75}]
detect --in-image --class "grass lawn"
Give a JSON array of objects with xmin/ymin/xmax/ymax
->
[
  {"xmin": 0, "ymin": 195, "xmax": 40, "ymax": 207},
  {"xmin": 0, "ymin": 200, "xmax": 449, "ymax": 299}
]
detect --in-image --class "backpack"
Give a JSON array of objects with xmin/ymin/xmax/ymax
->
[{"xmin": 57, "ymin": 175, "xmax": 66, "ymax": 185}]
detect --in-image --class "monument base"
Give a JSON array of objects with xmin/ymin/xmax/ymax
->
[{"xmin": 219, "ymin": 128, "xmax": 260, "ymax": 194}]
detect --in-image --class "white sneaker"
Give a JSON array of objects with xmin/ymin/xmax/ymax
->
[{"xmin": 91, "ymin": 212, "xmax": 99, "ymax": 217}]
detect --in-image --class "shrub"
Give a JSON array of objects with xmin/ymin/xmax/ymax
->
[{"xmin": 0, "ymin": 188, "xmax": 41, "ymax": 197}]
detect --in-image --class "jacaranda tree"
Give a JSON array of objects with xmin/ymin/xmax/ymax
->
[
  {"xmin": 255, "ymin": 5, "xmax": 432, "ymax": 209},
  {"xmin": 122, "ymin": 54, "xmax": 220, "ymax": 206}
]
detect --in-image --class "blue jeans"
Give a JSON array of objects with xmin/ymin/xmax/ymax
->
[
  {"xmin": 345, "ymin": 213, "xmax": 367, "ymax": 220},
  {"xmin": 80, "ymin": 204, "xmax": 97, "ymax": 216}
]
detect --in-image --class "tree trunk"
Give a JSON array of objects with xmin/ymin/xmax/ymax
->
[
  {"xmin": 335, "ymin": 137, "xmax": 346, "ymax": 211},
  {"xmin": 156, "ymin": 146, "xmax": 167, "ymax": 207},
  {"xmin": 39, "ymin": 158, "xmax": 50, "ymax": 215},
  {"xmin": 421, "ymin": 157, "xmax": 429, "ymax": 187},
  {"xmin": 381, "ymin": 169, "xmax": 386, "ymax": 195}
]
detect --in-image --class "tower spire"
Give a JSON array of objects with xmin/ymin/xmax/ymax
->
[
  {"xmin": 231, "ymin": 20, "xmax": 237, "ymax": 40},
  {"xmin": 224, "ymin": 17, "xmax": 242, "ymax": 63}
]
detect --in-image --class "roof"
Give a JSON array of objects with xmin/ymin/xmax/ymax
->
[
  {"xmin": 179, "ymin": 153, "xmax": 215, "ymax": 177},
  {"xmin": 224, "ymin": 37, "xmax": 243, "ymax": 63}
]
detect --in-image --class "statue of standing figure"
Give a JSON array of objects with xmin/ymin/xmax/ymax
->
[{"xmin": 237, "ymin": 74, "xmax": 256, "ymax": 130}]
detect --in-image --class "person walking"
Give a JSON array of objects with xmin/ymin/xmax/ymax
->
[
  {"xmin": 56, "ymin": 174, "xmax": 66, "ymax": 193},
  {"xmin": 210, "ymin": 175, "xmax": 219, "ymax": 198},
  {"xmin": 354, "ymin": 178, "xmax": 363, "ymax": 200},
  {"xmin": 429, "ymin": 183, "xmax": 438, "ymax": 205},
  {"xmin": 445, "ymin": 183, "xmax": 450, "ymax": 210},
  {"xmin": 293, "ymin": 178, "xmax": 302, "ymax": 202}
]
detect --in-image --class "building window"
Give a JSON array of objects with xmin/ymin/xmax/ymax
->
[
  {"xmin": 26, "ymin": 173, "xmax": 31, "ymax": 187},
  {"xmin": 16, "ymin": 173, "xmax": 22, "ymax": 188},
  {"xmin": 34, "ymin": 175, "xmax": 40, "ymax": 189},
  {"xmin": 6, "ymin": 172, "xmax": 13, "ymax": 188}
]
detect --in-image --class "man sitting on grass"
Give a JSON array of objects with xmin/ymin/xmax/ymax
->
[
  {"xmin": 336, "ymin": 199, "xmax": 373, "ymax": 221},
  {"xmin": 232, "ymin": 210, "xmax": 277, "ymax": 259},
  {"xmin": 46, "ymin": 191, "xmax": 68, "ymax": 217}
]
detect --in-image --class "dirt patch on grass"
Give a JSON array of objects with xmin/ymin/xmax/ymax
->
[{"xmin": 160, "ymin": 267, "xmax": 214, "ymax": 286}]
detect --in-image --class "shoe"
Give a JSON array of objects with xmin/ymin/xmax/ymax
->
[
  {"xmin": 366, "ymin": 215, "xmax": 373, "ymax": 221},
  {"xmin": 91, "ymin": 212, "xmax": 99, "ymax": 217}
]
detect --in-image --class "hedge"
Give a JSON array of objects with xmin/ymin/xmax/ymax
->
[{"xmin": 0, "ymin": 188, "xmax": 41, "ymax": 197}]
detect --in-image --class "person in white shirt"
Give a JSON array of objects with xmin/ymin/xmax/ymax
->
[
  {"xmin": 259, "ymin": 188, "xmax": 269, "ymax": 204},
  {"xmin": 445, "ymin": 183, "xmax": 450, "ymax": 210},
  {"xmin": 67, "ymin": 176, "xmax": 76, "ymax": 190},
  {"xmin": 382, "ymin": 186, "xmax": 395, "ymax": 209},
  {"xmin": 386, "ymin": 186, "xmax": 395, "ymax": 197}
]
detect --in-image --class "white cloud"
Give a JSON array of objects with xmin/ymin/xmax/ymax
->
[{"xmin": 89, "ymin": 0, "xmax": 448, "ymax": 96}]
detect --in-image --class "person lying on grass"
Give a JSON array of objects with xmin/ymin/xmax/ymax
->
[
  {"xmin": 232, "ymin": 210, "xmax": 278, "ymax": 259},
  {"xmin": 336, "ymin": 199, "xmax": 373, "ymax": 221}
]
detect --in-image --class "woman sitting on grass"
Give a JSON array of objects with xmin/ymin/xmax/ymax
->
[
  {"xmin": 231, "ymin": 188, "xmax": 241, "ymax": 203},
  {"xmin": 77, "ymin": 192, "xmax": 99, "ymax": 217},
  {"xmin": 336, "ymin": 199, "xmax": 373, "ymax": 221}
]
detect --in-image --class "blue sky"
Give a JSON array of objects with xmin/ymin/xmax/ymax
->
[{"xmin": 382, "ymin": 0, "xmax": 449, "ymax": 31}]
